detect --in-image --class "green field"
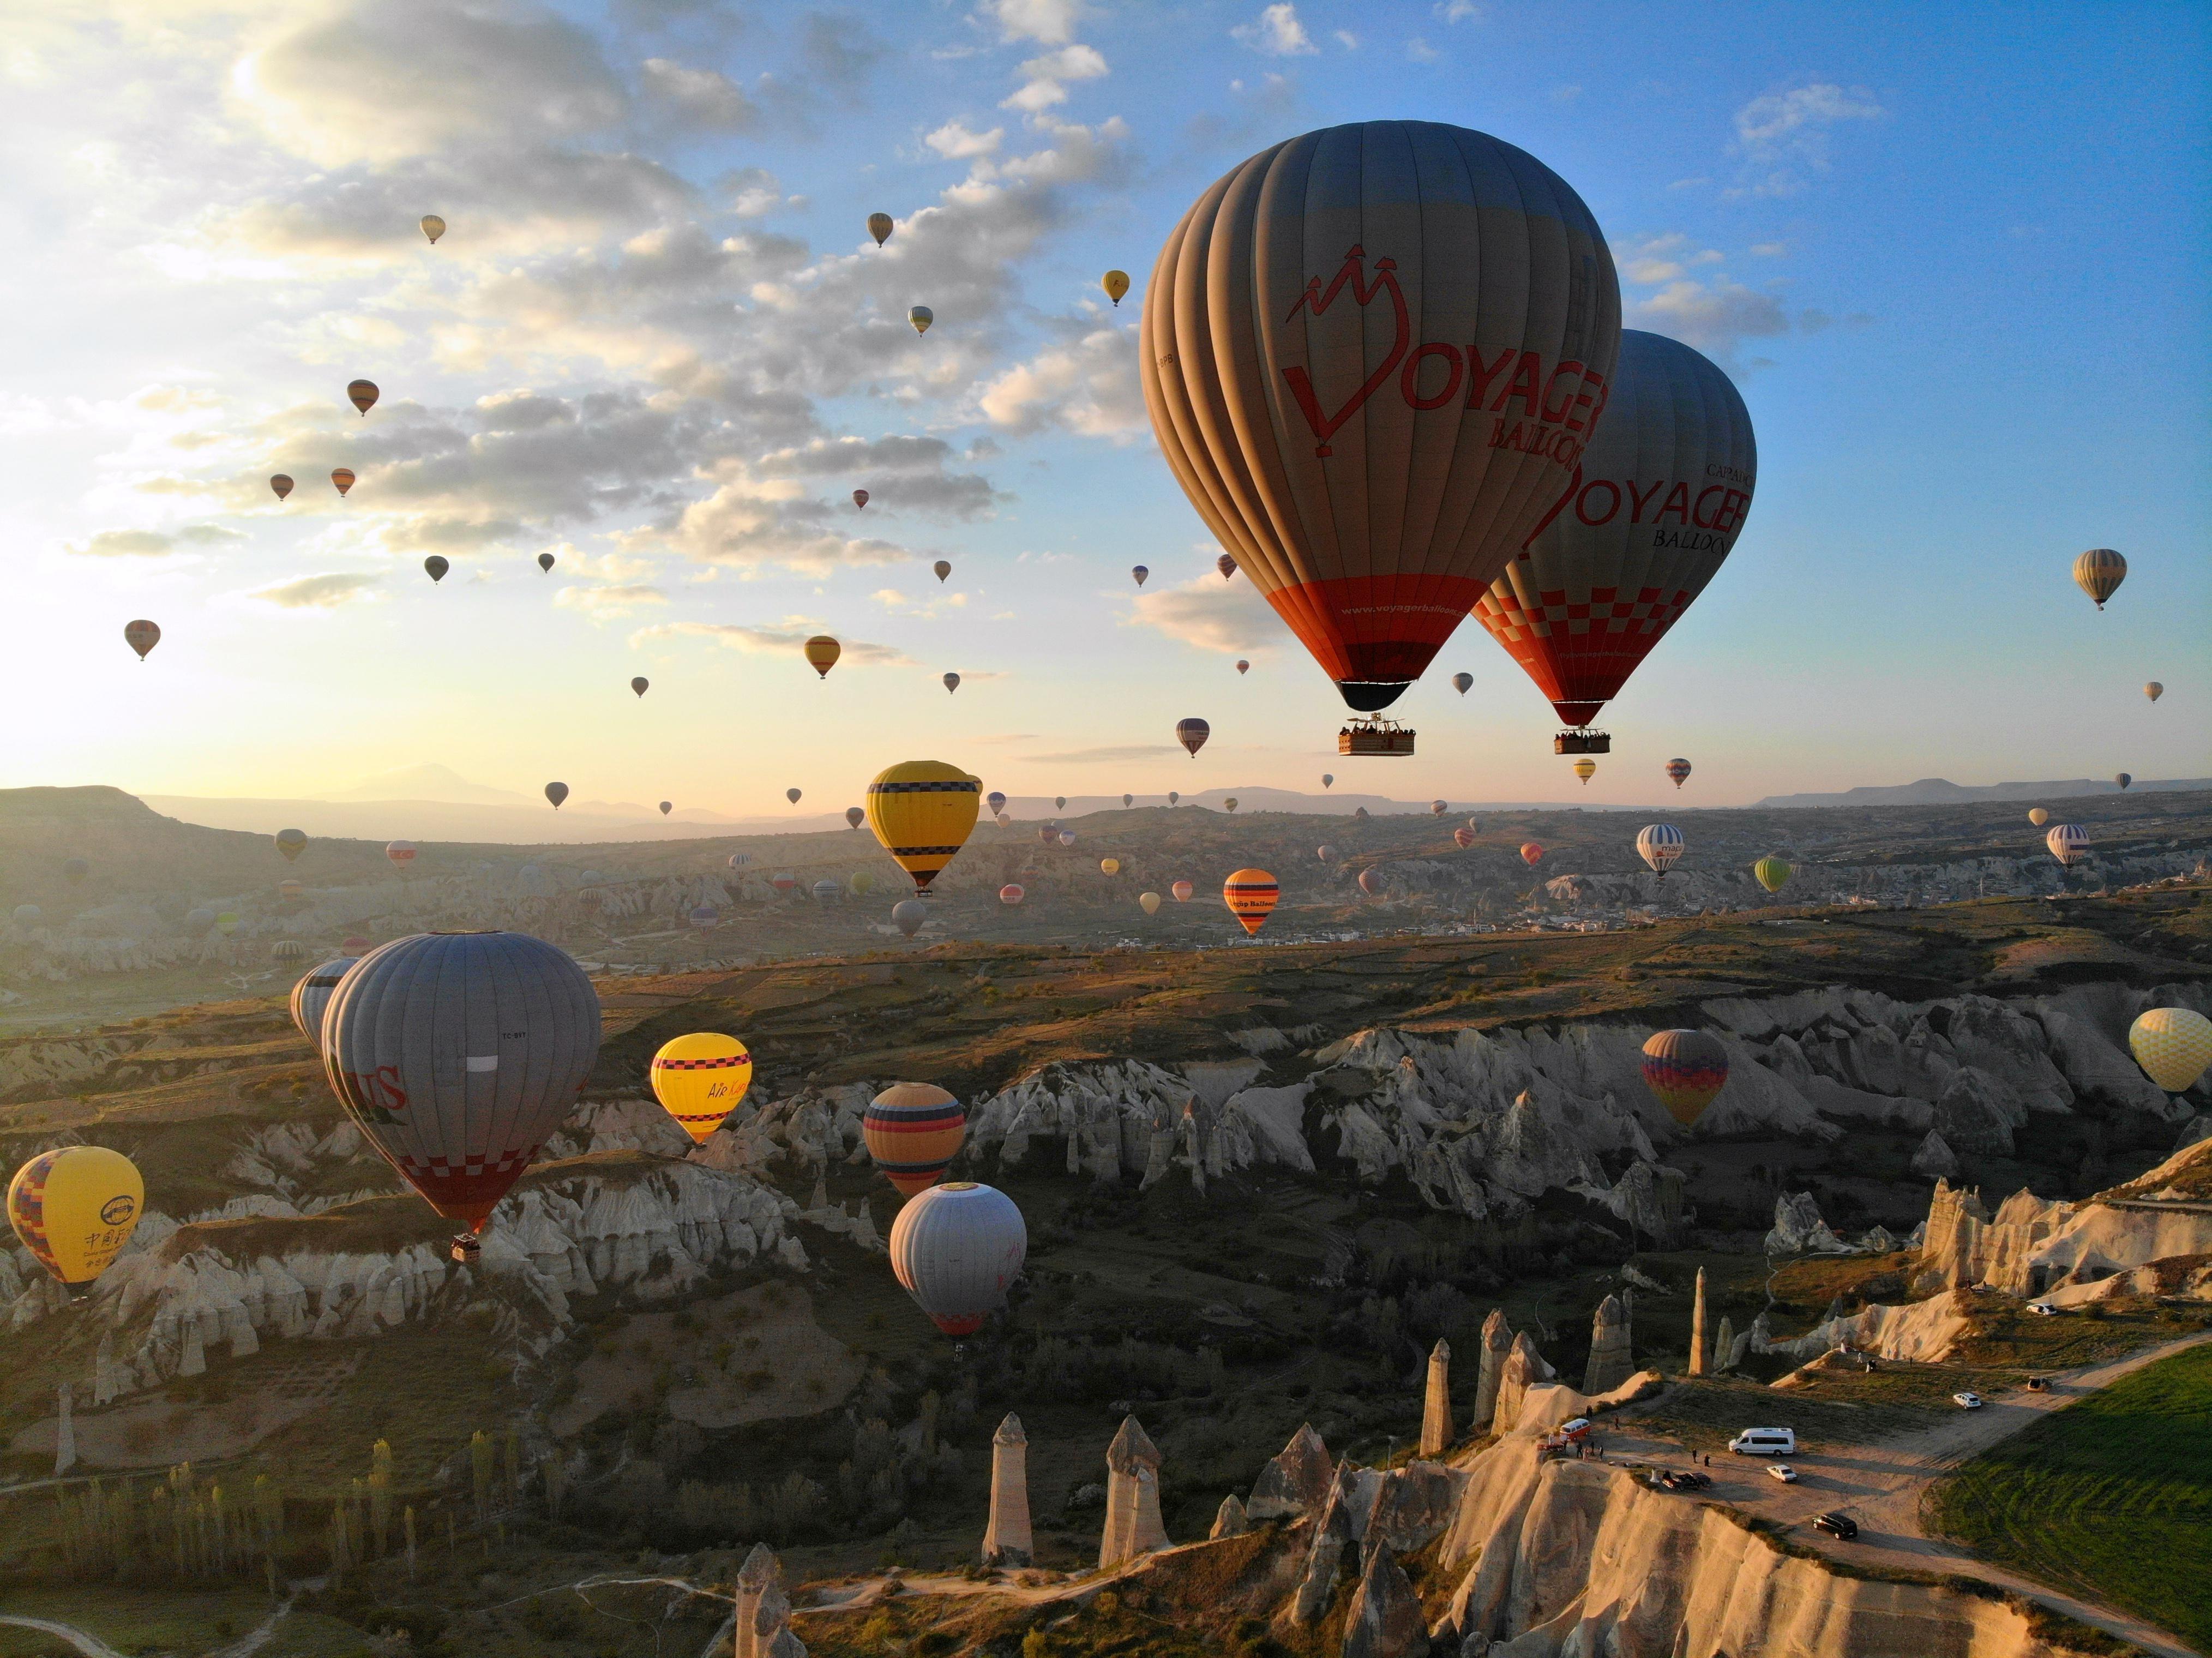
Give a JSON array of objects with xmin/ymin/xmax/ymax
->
[{"xmin": 1927, "ymin": 1342, "xmax": 2212, "ymax": 1651}]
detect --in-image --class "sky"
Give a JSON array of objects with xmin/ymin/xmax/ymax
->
[{"xmin": 2, "ymin": 0, "xmax": 2205, "ymax": 816}]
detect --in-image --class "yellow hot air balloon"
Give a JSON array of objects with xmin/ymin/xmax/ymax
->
[
  {"xmin": 1138, "ymin": 891, "xmax": 1161, "ymax": 915},
  {"xmin": 2129, "ymin": 1008, "xmax": 2212, "ymax": 1094},
  {"xmin": 867, "ymin": 761, "xmax": 980, "ymax": 892},
  {"xmin": 650, "ymin": 1032, "xmax": 753, "ymax": 1144},
  {"xmin": 2144, "ymin": 682, "xmax": 2163, "ymax": 703},
  {"xmin": 1753, "ymin": 856, "xmax": 1792, "ymax": 894},
  {"xmin": 2073, "ymin": 548, "xmax": 2125, "ymax": 610},
  {"xmin": 1102, "ymin": 269, "xmax": 1130, "ymax": 306},
  {"xmin": 2028, "ymin": 807, "xmax": 2049, "ymax": 826},
  {"xmin": 1573, "ymin": 758, "xmax": 1597, "ymax": 785},
  {"xmin": 804, "ymin": 635, "xmax": 841, "ymax": 678},
  {"xmin": 909, "ymin": 305, "xmax": 933, "ymax": 335},
  {"xmin": 1100, "ymin": 858, "xmax": 1121, "ymax": 875},
  {"xmin": 1224, "ymin": 868, "xmax": 1279, "ymax": 935},
  {"xmin": 420, "ymin": 214, "xmax": 446, "ymax": 244},
  {"xmin": 868, "ymin": 212, "xmax": 894, "ymax": 246},
  {"xmin": 8, "ymin": 1145, "xmax": 143, "ymax": 1290}
]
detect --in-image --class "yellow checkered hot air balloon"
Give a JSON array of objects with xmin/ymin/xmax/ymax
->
[
  {"xmin": 867, "ymin": 761, "xmax": 981, "ymax": 892},
  {"xmin": 1224, "ymin": 868, "xmax": 1279, "ymax": 935},
  {"xmin": 8, "ymin": 1145, "xmax": 143, "ymax": 1290},
  {"xmin": 649, "ymin": 1032, "xmax": 753, "ymax": 1144},
  {"xmin": 2130, "ymin": 1008, "xmax": 2212, "ymax": 1095}
]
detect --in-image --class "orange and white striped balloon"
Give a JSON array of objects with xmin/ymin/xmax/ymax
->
[{"xmin": 1223, "ymin": 868, "xmax": 1279, "ymax": 935}]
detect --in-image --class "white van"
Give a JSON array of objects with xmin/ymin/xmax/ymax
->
[{"xmin": 1729, "ymin": 1428, "xmax": 1797, "ymax": 1456}]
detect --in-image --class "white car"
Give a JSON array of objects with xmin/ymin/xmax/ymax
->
[
  {"xmin": 1766, "ymin": 1464, "xmax": 1799, "ymax": 1483},
  {"xmin": 2028, "ymin": 1302, "xmax": 2058, "ymax": 1316},
  {"xmin": 1953, "ymin": 1391, "xmax": 1983, "ymax": 1409}
]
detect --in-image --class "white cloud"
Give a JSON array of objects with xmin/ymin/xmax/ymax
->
[
  {"xmin": 628, "ymin": 621, "xmax": 913, "ymax": 665},
  {"xmin": 1234, "ymin": 4, "xmax": 1317, "ymax": 55},
  {"xmin": 1127, "ymin": 572, "xmax": 1285, "ymax": 654},
  {"xmin": 1334, "ymin": 30, "xmax": 1358, "ymax": 48},
  {"xmin": 250, "ymin": 572, "xmax": 381, "ymax": 609},
  {"xmin": 1020, "ymin": 744, "xmax": 1180, "ymax": 764},
  {"xmin": 639, "ymin": 59, "xmax": 759, "ymax": 132},
  {"xmin": 977, "ymin": 323, "xmax": 1145, "ymax": 439},
  {"xmin": 978, "ymin": 0, "xmax": 1083, "ymax": 45},
  {"xmin": 1619, "ymin": 232, "xmax": 1725, "ymax": 286},
  {"xmin": 554, "ymin": 582, "xmax": 668, "ymax": 616},
  {"xmin": 1003, "ymin": 42, "xmax": 1108, "ymax": 112},
  {"xmin": 1435, "ymin": 0, "xmax": 1482, "ymax": 19},
  {"xmin": 926, "ymin": 120, "xmax": 1003, "ymax": 159},
  {"xmin": 1628, "ymin": 279, "xmax": 1790, "ymax": 365},
  {"xmin": 1729, "ymin": 82, "xmax": 1883, "ymax": 195},
  {"xmin": 1749, "ymin": 241, "xmax": 1790, "ymax": 257},
  {"xmin": 1406, "ymin": 37, "xmax": 1439, "ymax": 62}
]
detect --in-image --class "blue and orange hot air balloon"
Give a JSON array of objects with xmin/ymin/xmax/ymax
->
[{"xmin": 864, "ymin": 1083, "xmax": 967, "ymax": 1196}]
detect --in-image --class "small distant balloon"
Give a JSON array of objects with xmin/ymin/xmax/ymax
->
[
  {"xmin": 1573, "ymin": 758, "xmax": 1596, "ymax": 785},
  {"xmin": 2047, "ymin": 823, "xmax": 2091, "ymax": 866},
  {"xmin": 772, "ymin": 871, "xmax": 797, "ymax": 893},
  {"xmin": 2073, "ymin": 548, "xmax": 2125, "ymax": 610},
  {"xmin": 1354, "ymin": 807, "xmax": 1369, "ymax": 821},
  {"xmin": 1320, "ymin": 774, "xmax": 1333, "ymax": 789},
  {"xmin": 847, "ymin": 807, "xmax": 865, "ymax": 829},
  {"xmin": 934, "ymin": 560, "xmax": 952, "ymax": 583},
  {"xmin": 420, "ymin": 214, "xmax": 446, "ymax": 244},
  {"xmin": 787, "ymin": 788, "xmax": 803, "ymax": 804},
  {"xmin": 331, "ymin": 468, "xmax": 355, "ymax": 497},
  {"xmin": 1102, "ymin": 269, "xmax": 1130, "ymax": 306},
  {"xmin": 1665, "ymin": 758, "xmax": 1692, "ymax": 790},
  {"xmin": 865, "ymin": 1083, "xmax": 966, "ymax": 1196},
  {"xmin": 270, "ymin": 474, "xmax": 294, "ymax": 501},
  {"xmin": 631, "ymin": 677, "xmax": 649, "ymax": 698},
  {"xmin": 1000, "ymin": 883, "xmax": 1026, "ymax": 906},
  {"xmin": 346, "ymin": 379, "xmax": 379, "ymax": 415},
  {"xmin": 1099, "ymin": 858, "xmax": 1120, "ymax": 876},
  {"xmin": 659, "ymin": 801, "xmax": 673, "ymax": 816},
  {"xmin": 909, "ymin": 305, "xmax": 933, "ymax": 335},
  {"xmin": 986, "ymin": 791, "xmax": 1006, "ymax": 814},
  {"xmin": 1224, "ymin": 868, "xmax": 1278, "ymax": 935},
  {"xmin": 728, "ymin": 852, "xmax": 754, "ymax": 869},
  {"xmin": 1176, "ymin": 717, "xmax": 1210, "ymax": 758},
  {"xmin": 1357, "ymin": 868, "xmax": 1381, "ymax": 896},
  {"xmin": 2028, "ymin": 807, "xmax": 2048, "ymax": 826},
  {"xmin": 1217, "ymin": 552, "xmax": 1236, "ymax": 580},
  {"xmin": 943, "ymin": 672, "xmax": 961, "ymax": 694},
  {"xmin": 545, "ymin": 782, "xmax": 569, "ymax": 810},
  {"xmin": 424, "ymin": 556, "xmax": 449, "ymax": 583},
  {"xmin": 804, "ymin": 636, "xmax": 840, "ymax": 678},
  {"xmin": 1641, "ymin": 1030, "xmax": 1729, "ymax": 1128},
  {"xmin": 1753, "ymin": 856, "xmax": 1792, "ymax": 893},
  {"xmin": 1236, "ymin": 659, "xmax": 1250, "ymax": 675},
  {"xmin": 2114, "ymin": 773, "xmax": 2132, "ymax": 791},
  {"xmin": 868, "ymin": 212, "xmax": 893, "ymax": 246},
  {"xmin": 995, "ymin": 813, "xmax": 1011, "ymax": 827},
  {"xmin": 1452, "ymin": 673, "xmax": 1472, "ymax": 695},
  {"xmin": 2144, "ymin": 682, "xmax": 2163, "ymax": 702},
  {"xmin": 538, "ymin": 552, "xmax": 555, "ymax": 572},
  {"xmin": 1122, "ymin": 794, "xmax": 1133, "ymax": 808},
  {"xmin": 1138, "ymin": 891, "xmax": 1161, "ymax": 915},
  {"xmin": 1171, "ymin": 880, "xmax": 1193, "ymax": 902},
  {"xmin": 1132, "ymin": 565, "xmax": 1149, "ymax": 587},
  {"xmin": 650, "ymin": 1034, "xmax": 752, "ymax": 1145},
  {"xmin": 1058, "ymin": 830, "xmax": 1077, "ymax": 847},
  {"xmin": 275, "ymin": 828, "xmax": 308, "ymax": 862},
  {"xmin": 892, "ymin": 898, "xmax": 929, "ymax": 938},
  {"xmin": 1519, "ymin": 843, "xmax": 1543, "ymax": 867},
  {"xmin": 1454, "ymin": 827, "xmax": 1476, "ymax": 849},
  {"xmin": 1317, "ymin": 845, "xmax": 1335, "ymax": 862},
  {"xmin": 853, "ymin": 489, "xmax": 869, "ymax": 509},
  {"xmin": 1636, "ymin": 823, "xmax": 1685, "ymax": 876},
  {"xmin": 1224, "ymin": 797, "xmax": 1239, "ymax": 813},
  {"xmin": 1430, "ymin": 800, "xmax": 1447, "ymax": 816},
  {"xmin": 1168, "ymin": 790, "xmax": 1180, "ymax": 806},
  {"xmin": 1055, "ymin": 796, "xmax": 1067, "ymax": 810},
  {"xmin": 384, "ymin": 840, "xmax": 416, "ymax": 869},
  {"xmin": 124, "ymin": 620, "xmax": 160, "ymax": 660}
]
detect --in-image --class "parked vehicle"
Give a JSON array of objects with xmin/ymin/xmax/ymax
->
[
  {"xmin": 1812, "ymin": 1512, "xmax": 1859, "ymax": 1540},
  {"xmin": 1767, "ymin": 1464, "xmax": 1799, "ymax": 1483},
  {"xmin": 1953, "ymin": 1391, "xmax": 1984, "ymax": 1409},
  {"xmin": 2028, "ymin": 1302, "xmax": 2058, "ymax": 1316},
  {"xmin": 2025, "ymin": 1376, "xmax": 2050, "ymax": 1392},
  {"xmin": 1729, "ymin": 1428, "xmax": 1797, "ymax": 1456}
]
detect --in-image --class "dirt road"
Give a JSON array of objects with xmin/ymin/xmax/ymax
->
[{"xmin": 1615, "ymin": 1332, "xmax": 2211, "ymax": 1658}]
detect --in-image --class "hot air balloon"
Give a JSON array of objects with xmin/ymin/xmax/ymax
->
[
  {"xmin": 1055, "ymin": 796, "xmax": 1068, "ymax": 810},
  {"xmin": 1168, "ymin": 791, "xmax": 1180, "ymax": 805},
  {"xmin": 943, "ymin": 673, "xmax": 960, "ymax": 694},
  {"xmin": 1357, "ymin": 868, "xmax": 1381, "ymax": 896},
  {"xmin": 1144, "ymin": 122, "xmax": 1621, "ymax": 728},
  {"xmin": 868, "ymin": 212, "xmax": 893, "ymax": 246},
  {"xmin": 987, "ymin": 791, "xmax": 1007, "ymax": 815},
  {"xmin": 1224, "ymin": 797, "xmax": 1239, "ymax": 813},
  {"xmin": 215, "ymin": 912, "xmax": 239, "ymax": 936},
  {"xmin": 1636, "ymin": 824, "xmax": 1684, "ymax": 876},
  {"xmin": 7, "ymin": 1146, "xmax": 143, "ymax": 1291},
  {"xmin": 420, "ymin": 214, "xmax": 446, "ymax": 244},
  {"xmin": 1640, "ymin": 1029, "xmax": 1728, "ymax": 1128},
  {"xmin": 804, "ymin": 636, "xmax": 841, "ymax": 678},
  {"xmin": 867, "ymin": 760, "xmax": 981, "ymax": 892},
  {"xmin": 1665, "ymin": 759, "xmax": 1692, "ymax": 790},
  {"xmin": 124, "ymin": 620, "xmax": 160, "ymax": 660},
  {"xmin": 1000, "ymin": 884, "xmax": 1025, "ymax": 905},
  {"xmin": 892, "ymin": 898, "xmax": 928, "ymax": 938},
  {"xmin": 1102, "ymin": 269, "xmax": 1130, "ymax": 306},
  {"xmin": 909, "ymin": 305, "xmax": 933, "ymax": 335},
  {"xmin": 1139, "ymin": 892, "xmax": 1162, "ymax": 915},
  {"xmin": 346, "ymin": 379, "xmax": 380, "ymax": 416},
  {"xmin": 544, "ymin": 782, "xmax": 569, "ymax": 810},
  {"xmin": 321, "ymin": 931, "xmax": 600, "ymax": 1259},
  {"xmin": 2145, "ymin": 682, "xmax": 2163, "ymax": 702},
  {"xmin": 1320, "ymin": 774, "xmax": 1333, "ymax": 789},
  {"xmin": 995, "ymin": 813, "xmax": 1012, "ymax": 827},
  {"xmin": 289, "ymin": 957, "xmax": 358, "ymax": 1044},
  {"xmin": 851, "ymin": 872, "xmax": 876, "ymax": 896},
  {"xmin": 1519, "ymin": 843, "xmax": 1543, "ymax": 867},
  {"xmin": 631, "ymin": 677, "xmax": 649, "ymax": 698},
  {"xmin": 385, "ymin": 840, "xmax": 417, "ymax": 869},
  {"xmin": 854, "ymin": 489, "xmax": 869, "ymax": 509},
  {"xmin": 578, "ymin": 888, "xmax": 604, "ymax": 915},
  {"xmin": 2046, "ymin": 824, "xmax": 2090, "ymax": 866},
  {"xmin": 1430, "ymin": 800, "xmax": 1447, "ymax": 816},
  {"xmin": 1224, "ymin": 869, "xmax": 1278, "ymax": 935},
  {"xmin": 2130, "ymin": 1008, "xmax": 2212, "ymax": 1094},
  {"xmin": 2028, "ymin": 808, "xmax": 2049, "ymax": 826},
  {"xmin": 772, "ymin": 870, "xmax": 797, "ymax": 893},
  {"xmin": 1122, "ymin": 794, "xmax": 1134, "ymax": 808},
  {"xmin": 278, "ymin": 878, "xmax": 305, "ymax": 903},
  {"xmin": 1132, "ymin": 565, "xmax": 1149, "ymax": 587},
  {"xmin": 1452, "ymin": 673, "xmax": 1472, "ymax": 695},
  {"xmin": 1317, "ymin": 845, "xmax": 1336, "ymax": 861},
  {"xmin": 271, "ymin": 939, "xmax": 306, "ymax": 963},
  {"xmin": 538, "ymin": 552, "xmax": 555, "ymax": 572},
  {"xmin": 1453, "ymin": 827, "xmax": 1476, "ymax": 849},
  {"xmin": 934, "ymin": 560, "xmax": 952, "ymax": 583},
  {"xmin": 331, "ymin": 467, "xmax": 356, "ymax": 497},
  {"xmin": 342, "ymin": 934, "xmax": 371, "ymax": 952},
  {"xmin": 1058, "ymin": 830, "xmax": 1077, "ymax": 847},
  {"xmin": 839, "ymin": 806, "xmax": 862, "ymax": 831},
  {"xmin": 1037, "ymin": 825, "xmax": 1059, "ymax": 845},
  {"xmin": 729, "ymin": 852, "xmax": 754, "ymax": 869},
  {"xmin": 786, "ymin": 788, "xmax": 802, "ymax": 804},
  {"xmin": 275, "ymin": 827, "xmax": 308, "ymax": 862},
  {"xmin": 1753, "ymin": 856, "xmax": 1792, "ymax": 894},
  {"xmin": 650, "ymin": 1032, "xmax": 752, "ymax": 1144},
  {"xmin": 659, "ymin": 801, "xmax": 673, "ymax": 816},
  {"xmin": 424, "ymin": 556, "xmax": 449, "ymax": 582},
  {"xmin": 1476, "ymin": 332, "xmax": 1751, "ymax": 736},
  {"xmin": 865, "ymin": 1083, "xmax": 966, "ymax": 1195},
  {"xmin": 57, "ymin": 858, "xmax": 91, "ymax": 888},
  {"xmin": 1176, "ymin": 718, "xmax": 1210, "ymax": 757},
  {"xmin": 2114, "ymin": 773, "xmax": 2132, "ymax": 791},
  {"xmin": 810, "ymin": 879, "xmax": 839, "ymax": 903},
  {"xmin": 1171, "ymin": 880, "xmax": 1193, "ymax": 902},
  {"xmin": 1216, "ymin": 552, "xmax": 1236, "ymax": 580},
  {"xmin": 2073, "ymin": 548, "xmax": 2125, "ymax": 610},
  {"xmin": 1236, "ymin": 659, "xmax": 1250, "ymax": 675},
  {"xmin": 889, "ymin": 1181, "xmax": 1025, "ymax": 1335},
  {"xmin": 270, "ymin": 474, "xmax": 294, "ymax": 501},
  {"xmin": 1100, "ymin": 858, "xmax": 1121, "ymax": 876},
  {"xmin": 1573, "ymin": 758, "xmax": 1596, "ymax": 785}
]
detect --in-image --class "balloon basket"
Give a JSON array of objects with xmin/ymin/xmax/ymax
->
[
  {"xmin": 1553, "ymin": 730, "xmax": 1611, "ymax": 755},
  {"xmin": 1339, "ymin": 719, "xmax": 1415, "ymax": 756},
  {"xmin": 450, "ymin": 1234, "xmax": 482, "ymax": 1265}
]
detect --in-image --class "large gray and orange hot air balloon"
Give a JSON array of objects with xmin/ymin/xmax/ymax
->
[
  {"xmin": 322, "ymin": 931, "xmax": 599, "ymax": 1260},
  {"xmin": 1141, "ymin": 121, "xmax": 1621, "ymax": 718},
  {"xmin": 889, "ymin": 1181, "xmax": 1025, "ymax": 1335},
  {"xmin": 2073, "ymin": 548, "xmax": 2125, "ymax": 610},
  {"xmin": 1475, "ymin": 331, "xmax": 1753, "ymax": 733}
]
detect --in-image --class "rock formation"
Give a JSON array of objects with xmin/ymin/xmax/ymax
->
[
  {"xmin": 1246, "ymin": 1422, "xmax": 1332, "ymax": 1521},
  {"xmin": 1342, "ymin": 1543, "xmax": 1429, "ymax": 1658},
  {"xmin": 1912, "ymin": 1129, "xmax": 1960, "ymax": 1179},
  {"xmin": 1209, "ymin": 1494, "xmax": 1248, "ymax": 1540},
  {"xmin": 1582, "ymin": 1294, "xmax": 1632, "ymax": 1395},
  {"xmin": 733, "ymin": 1544, "xmax": 778, "ymax": 1658},
  {"xmin": 1420, "ymin": 1338, "xmax": 1451, "ymax": 1456},
  {"xmin": 1473, "ymin": 1308, "xmax": 1512, "ymax": 1431},
  {"xmin": 1687, "ymin": 1268, "xmax": 1708, "ymax": 1378},
  {"xmin": 1711, "ymin": 1314, "xmax": 1737, "ymax": 1375},
  {"xmin": 1764, "ymin": 1191, "xmax": 1849, "ymax": 1255},
  {"xmin": 53, "ymin": 1383, "xmax": 74, "ymax": 1477},
  {"xmin": 982, "ymin": 1413, "xmax": 1032, "ymax": 1567},
  {"xmin": 1491, "ymin": 1331, "xmax": 1554, "ymax": 1434},
  {"xmin": 1098, "ymin": 1415, "xmax": 1165, "ymax": 1568}
]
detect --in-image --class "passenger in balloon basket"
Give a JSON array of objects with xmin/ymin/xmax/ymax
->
[{"xmin": 1553, "ymin": 729, "xmax": 1610, "ymax": 755}]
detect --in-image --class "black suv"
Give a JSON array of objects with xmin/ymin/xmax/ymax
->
[{"xmin": 1811, "ymin": 1512, "xmax": 1859, "ymax": 1541}]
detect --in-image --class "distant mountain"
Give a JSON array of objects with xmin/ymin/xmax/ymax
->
[
  {"xmin": 328, "ymin": 763, "xmax": 528, "ymax": 804},
  {"xmin": 1755, "ymin": 777, "xmax": 2212, "ymax": 809},
  {"xmin": 989, "ymin": 789, "xmax": 1632, "ymax": 818},
  {"xmin": 140, "ymin": 795, "xmax": 846, "ymax": 845}
]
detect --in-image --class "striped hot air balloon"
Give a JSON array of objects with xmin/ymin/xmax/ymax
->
[
  {"xmin": 804, "ymin": 636, "xmax": 841, "ymax": 678},
  {"xmin": 124, "ymin": 620, "xmax": 160, "ymax": 660},
  {"xmin": 347, "ymin": 379, "xmax": 379, "ymax": 414},
  {"xmin": 331, "ymin": 467, "xmax": 356, "ymax": 497},
  {"xmin": 888, "ymin": 1181, "xmax": 1025, "ymax": 1335},
  {"xmin": 270, "ymin": 474, "xmax": 294, "ymax": 501},
  {"xmin": 867, "ymin": 761, "xmax": 981, "ymax": 892},
  {"xmin": 275, "ymin": 827, "xmax": 308, "ymax": 861},
  {"xmin": 865, "ymin": 1083, "xmax": 967, "ymax": 1196},
  {"xmin": 868, "ymin": 212, "xmax": 893, "ymax": 246},
  {"xmin": 1176, "ymin": 718, "xmax": 1210, "ymax": 757},
  {"xmin": 7, "ymin": 1146, "xmax": 144, "ymax": 1290},
  {"xmin": 1636, "ymin": 823, "xmax": 1684, "ymax": 876},
  {"xmin": 1665, "ymin": 759, "xmax": 1692, "ymax": 789},
  {"xmin": 1520, "ymin": 843, "xmax": 1543, "ymax": 866},
  {"xmin": 1171, "ymin": 880, "xmax": 1193, "ymax": 902},
  {"xmin": 2073, "ymin": 548, "xmax": 2125, "ymax": 610},
  {"xmin": 1640, "ymin": 1029, "xmax": 1729, "ymax": 1128},
  {"xmin": 1573, "ymin": 758, "xmax": 1596, "ymax": 784},
  {"xmin": 290, "ymin": 958, "xmax": 359, "ymax": 1044},
  {"xmin": 1753, "ymin": 857, "xmax": 1792, "ymax": 894},
  {"xmin": 1453, "ymin": 827, "xmax": 1476, "ymax": 849},
  {"xmin": 1224, "ymin": 869, "xmax": 1279, "ymax": 934},
  {"xmin": 650, "ymin": 1033, "xmax": 753, "ymax": 1144},
  {"xmin": 2129, "ymin": 1008, "xmax": 2212, "ymax": 1095},
  {"xmin": 2046, "ymin": 824, "xmax": 2090, "ymax": 866},
  {"xmin": 999, "ymin": 884, "xmax": 1025, "ymax": 905}
]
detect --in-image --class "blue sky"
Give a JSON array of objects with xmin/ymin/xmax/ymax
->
[{"xmin": 2, "ymin": 0, "xmax": 2203, "ymax": 813}]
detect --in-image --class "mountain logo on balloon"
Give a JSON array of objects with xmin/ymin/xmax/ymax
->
[{"xmin": 1281, "ymin": 245, "xmax": 1606, "ymax": 472}]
